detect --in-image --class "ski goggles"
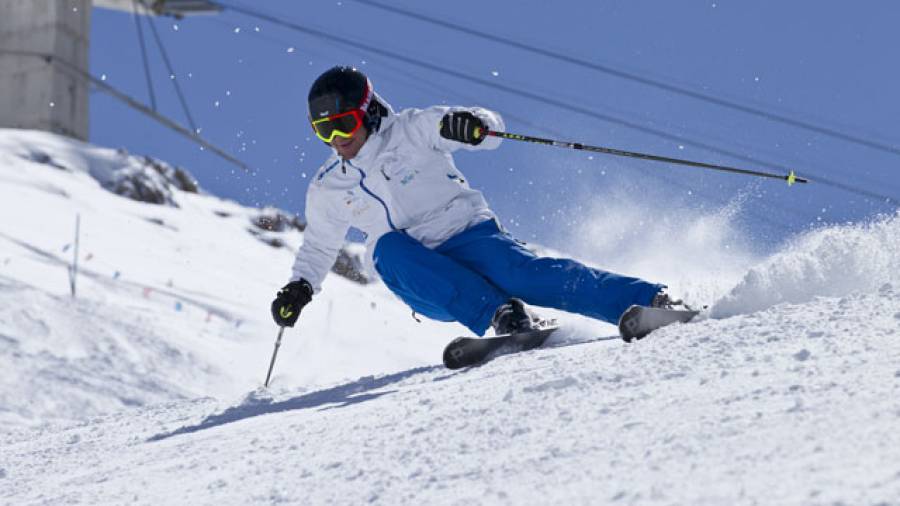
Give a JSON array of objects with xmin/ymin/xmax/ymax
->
[{"xmin": 310, "ymin": 109, "xmax": 365, "ymax": 143}]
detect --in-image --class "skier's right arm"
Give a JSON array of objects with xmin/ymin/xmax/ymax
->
[
  {"xmin": 290, "ymin": 181, "xmax": 353, "ymax": 292},
  {"xmin": 272, "ymin": 177, "xmax": 351, "ymax": 327}
]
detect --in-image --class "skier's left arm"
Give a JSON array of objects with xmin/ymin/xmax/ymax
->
[{"xmin": 409, "ymin": 106, "xmax": 505, "ymax": 152}]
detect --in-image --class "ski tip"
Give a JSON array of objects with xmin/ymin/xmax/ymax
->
[
  {"xmin": 617, "ymin": 304, "xmax": 699, "ymax": 343},
  {"xmin": 442, "ymin": 337, "xmax": 469, "ymax": 370},
  {"xmin": 617, "ymin": 305, "xmax": 643, "ymax": 343}
]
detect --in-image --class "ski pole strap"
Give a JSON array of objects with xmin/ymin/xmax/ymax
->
[{"xmin": 487, "ymin": 130, "xmax": 808, "ymax": 185}]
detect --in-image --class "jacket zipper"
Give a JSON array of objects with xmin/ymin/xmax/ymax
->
[{"xmin": 345, "ymin": 160, "xmax": 400, "ymax": 232}]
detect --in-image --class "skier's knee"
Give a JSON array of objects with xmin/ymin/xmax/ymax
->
[{"xmin": 373, "ymin": 231, "xmax": 410, "ymax": 273}]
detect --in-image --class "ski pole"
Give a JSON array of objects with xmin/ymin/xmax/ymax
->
[
  {"xmin": 264, "ymin": 327, "xmax": 286, "ymax": 388},
  {"xmin": 483, "ymin": 129, "xmax": 807, "ymax": 186}
]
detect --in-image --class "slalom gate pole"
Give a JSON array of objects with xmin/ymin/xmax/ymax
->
[
  {"xmin": 483, "ymin": 130, "xmax": 807, "ymax": 185},
  {"xmin": 69, "ymin": 214, "xmax": 80, "ymax": 298},
  {"xmin": 264, "ymin": 327, "xmax": 286, "ymax": 388}
]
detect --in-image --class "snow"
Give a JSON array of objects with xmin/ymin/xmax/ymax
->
[
  {"xmin": 713, "ymin": 216, "xmax": 900, "ymax": 317},
  {"xmin": 0, "ymin": 129, "xmax": 458, "ymax": 429},
  {"xmin": 2, "ymin": 129, "xmax": 899, "ymax": 504}
]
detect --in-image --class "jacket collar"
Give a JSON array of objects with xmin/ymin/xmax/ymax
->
[
  {"xmin": 334, "ymin": 92, "xmax": 396, "ymax": 168},
  {"xmin": 339, "ymin": 119, "xmax": 397, "ymax": 168}
]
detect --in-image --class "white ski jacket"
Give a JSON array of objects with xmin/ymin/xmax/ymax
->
[{"xmin": 290, "ymin": 102, "xmax": 505, "ymax": 292}]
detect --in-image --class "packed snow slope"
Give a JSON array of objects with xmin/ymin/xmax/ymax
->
[
  {"xmin": 0, "ymin": 129, "xmax": 462, "ymax": 429},
  {"xmin": 2, "ymin": 130, "xmax": 900, "ymax": 504}
]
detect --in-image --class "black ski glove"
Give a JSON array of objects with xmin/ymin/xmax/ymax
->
[
  {"xmin": 440, "ymin": 111, "xmax": 487, "ymax": 145},
  {"xmin": 271, "ymin": 279, "xmax": 313, "ymax": 327}
]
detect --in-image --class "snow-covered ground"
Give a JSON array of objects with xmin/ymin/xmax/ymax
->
[
  {"xmin": 2, "ymin": 130, "xmax": 899, "ymax": 504},
  {"xmin": 0, "ymin": 129, "xmax": 462, "ymax": 430}
]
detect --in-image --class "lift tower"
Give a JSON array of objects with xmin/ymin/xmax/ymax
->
[{"xmin": 0, "ymin": 0, "xmax": 219, "ymax": 141}]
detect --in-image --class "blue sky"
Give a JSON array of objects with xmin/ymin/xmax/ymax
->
[{"xmin": 89, "ymin": 1, "xmax": 900, "ymax": 251}]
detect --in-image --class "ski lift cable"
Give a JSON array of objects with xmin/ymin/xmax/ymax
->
[
  {"xmin": 222, "ymin": 20, "xmax": 807, "ymax": 231},
  {"xmin": 139, "ymin": 1, "xmax": 200, "ymax": 133},
  {"xmin": 340, "ymin": 1, "xmax": 900, "ymax": 205},
  {"xmin": 131, "ymin": 0, "xmax": 157, "ymax": 111},
  {"xmin": 211, "ymin": 1, "xmax": 900, "ymax": 207},
  {"xmin": 0, "ymin": 50, "xmax": 250, "ymax": 173},
  {"xmin": 345, "ymin": 0, "xmax": 900, "ymax": 159}
]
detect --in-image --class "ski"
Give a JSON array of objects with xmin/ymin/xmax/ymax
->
[
  {"xmin": 618, "ymin": 305, "xmax": 699, "ymax": 342},
  {"xmin": 442, "ymin": 323, "xmax": 559, "ymax": 369}
]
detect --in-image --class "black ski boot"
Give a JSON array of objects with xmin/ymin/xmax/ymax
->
[
  {"xmin": 618, "ymin": 289, "xmax": 700, "ymax": 343},
  {"xmin": 491, "ymin": 298, "xmax": 538, "ymax": 335},
  {"xmin": 650, "ymin": 290, "xmax": 681, "ymax": 308},
  {"xmin": 650, "ymin": 289, "xmax": 694, "ymax": 311}
]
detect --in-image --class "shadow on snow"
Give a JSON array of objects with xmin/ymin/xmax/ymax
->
[
  {"xmin": 146, "ymin": 332, "xmax": 620, "ymax": 442},
  {"xmin": 147, "ymin": 365, "xmax": 444, "ymax": 442}
]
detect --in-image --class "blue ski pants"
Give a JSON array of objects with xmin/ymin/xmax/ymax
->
[{"xmin": 373, "ymin": 219, "xmax": 663, "ymax": 335}]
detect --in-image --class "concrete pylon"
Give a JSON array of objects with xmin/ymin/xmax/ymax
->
[{"xmin": 0, "ymin": 0, "xmax": 92, "ymax": 140}]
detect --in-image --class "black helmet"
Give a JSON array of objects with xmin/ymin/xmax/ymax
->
[{"xmin": 308, "ymin": 66, "xmax": 387, "ymax": 136}]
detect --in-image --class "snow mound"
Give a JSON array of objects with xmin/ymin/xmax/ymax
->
[
  {"xmin": 93, "ymin": 154, "xmax": 200, "ymax": 207},
  {"xmin": 567, "ymin": 186, "xmax": 899, "ymax": 323},
  {"xmin": 0, "ymin": 129, "xmax": 198, "ymax": 206},
  {"xmin": 712, "ymin": 212, "xmax": 900, "ymax": 317},
  {"xmin": 0, "ymin": 277, "xmax": 197, "ymax": 426}
]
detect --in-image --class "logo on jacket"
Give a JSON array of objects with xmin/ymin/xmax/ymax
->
[{"xmin": 399, "ymin": 169, "xmax": 420, "ymax": 186}]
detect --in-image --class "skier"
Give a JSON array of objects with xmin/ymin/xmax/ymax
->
[{"xmin": 271, "ymin": 66, "xmax": 678, "ymax": 340}]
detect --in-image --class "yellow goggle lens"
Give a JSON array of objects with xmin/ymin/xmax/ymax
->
[{"xmin": 311, "ymin": 110, "xmax": 364, "ymax": 143}]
